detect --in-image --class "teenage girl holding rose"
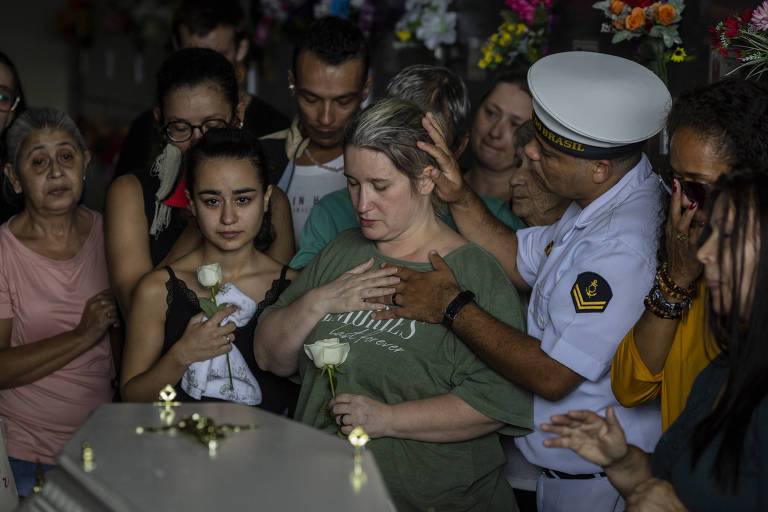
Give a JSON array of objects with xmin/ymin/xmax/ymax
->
[{"xmin": 120, "ymin": 128, "xmax": 297, "ymax": 413}]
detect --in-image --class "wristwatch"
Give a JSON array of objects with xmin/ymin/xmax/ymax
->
[{"xmin": 442, "ymin": 290, "xmax": 475, "ymax": 329}]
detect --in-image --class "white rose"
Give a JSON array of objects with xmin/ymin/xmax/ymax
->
[
  {"xmin": 197, "ymin": 263, "xmax": 222, "ymax": 288},
  {"xmin": 304, "ymin": 338, "xmax": 350, "ymax": 369}
]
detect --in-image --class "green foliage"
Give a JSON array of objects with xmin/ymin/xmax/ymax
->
[{"xmin": 198, "ymin": 298, "xmax": 229, "ymax": 319}]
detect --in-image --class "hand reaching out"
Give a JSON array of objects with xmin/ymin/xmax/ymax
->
[
  {"xmin": 541, "ymin": 406, "xmax": 629, "ymax": 468},
  {"xmin": 372, "ymin": 251, "xmax": 461, "ymax": 324}
]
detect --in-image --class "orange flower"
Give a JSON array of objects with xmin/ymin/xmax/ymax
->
[
  {"xmin": 609, "ymin": 0, "xmax": 625, "ymax": 15},
  {"xmin": 655, "ymin": 4, "xmax": 676, "ymax": 26},
  {"xmin": 625, "ymin": 7, "xmax": 646, "ymax": 30}
]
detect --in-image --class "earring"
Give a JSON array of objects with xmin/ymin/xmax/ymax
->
[
  {"xmin": 239, "ymin": 121, "xmax": 244, "ymax": 129},
  {"xmin": 288, "ymin": 84, "xmax": 295, "ymax": 91}
]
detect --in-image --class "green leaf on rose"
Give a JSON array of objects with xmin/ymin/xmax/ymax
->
[{"xmin": 198, "ymin": 297, "xmax": 219, "ymax": 318}]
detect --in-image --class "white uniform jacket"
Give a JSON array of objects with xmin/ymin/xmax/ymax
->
[{"xmin": 514, "ymin": 154, "xmax": 664, "ymax": 474}]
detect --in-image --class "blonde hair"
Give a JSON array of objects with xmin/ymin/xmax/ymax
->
[{"xmin": 344, "ymin": 97, "xmax": 447, "ymax": 189}]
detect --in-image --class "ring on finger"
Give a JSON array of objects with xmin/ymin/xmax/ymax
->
[
  {"xmin": 676, "ymin": 232, "xmax": 689, "ymax": 241},
  {"xmin": 224, "ymin": 334, "xmax": 233, "ymax": 344}
]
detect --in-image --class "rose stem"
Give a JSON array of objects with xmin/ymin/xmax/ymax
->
[
  {"xmin": 328, "ymin": 366, "xmax": 336, "ymax": 398},
  {"xmin": 211, "ymin": 285, "xmax": 234, "ymax": 389}
]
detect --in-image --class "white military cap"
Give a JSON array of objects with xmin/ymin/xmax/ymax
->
[{"xmin": 528, "ymin": 51, "xmax": 671, "ymax": 159}]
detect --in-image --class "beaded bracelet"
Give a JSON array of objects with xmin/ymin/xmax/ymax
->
[
  {"xmin": 658, "ymin": 263, "xmax": 697, "ymax": 299},
  {"xmin": 644, "ymin": 282, "xmax": 689, "ymax": 319},
  {"xmin": 651, "ymin": 285, "xmax": 691, "ymax": 314},
  {"xmin": 644, "ymin": 293, "xmax": 677, "ymax": 319}
]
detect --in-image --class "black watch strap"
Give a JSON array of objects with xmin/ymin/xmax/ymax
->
[{"xmin": 442, "ymin": 290, "xmax": 475, "ymax": 329}]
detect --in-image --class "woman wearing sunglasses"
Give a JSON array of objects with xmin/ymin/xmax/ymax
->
[
  {"xmin": 611, "ymin": 79, "xmax": 768, "ymax": 431},
  {"xmin": 105, "ymin": 48, "xmax": 295, "ymax": 321},
  {"xmin": 543, "ymin": 169, "xmax": 768, "ymax": 510}
]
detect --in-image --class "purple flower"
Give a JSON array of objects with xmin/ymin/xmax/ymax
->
[{"xmin": 753, "ymin": 1, "xmax": 768, "ymax": 31}]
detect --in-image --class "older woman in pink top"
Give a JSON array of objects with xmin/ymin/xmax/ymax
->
[{"xmin": 0, "ymin": 108, "xmax": 116, "ymax": 497}]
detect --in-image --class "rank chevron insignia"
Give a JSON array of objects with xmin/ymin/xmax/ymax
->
[{"xmin": 571, "ymin": 272, "xmax": 612, "ymax": 313}]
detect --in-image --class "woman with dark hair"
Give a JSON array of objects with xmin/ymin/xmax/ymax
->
[
  {"xmin": 0, "ymin": 108, "xmax": 116, "ymax": 497},
  {"xmin": 121, "ymin": 128, "xmax": 298, "ymax": 412},
  {"xmin": 255, "ymin": 99, "xmax": 532, "ymax": 511},
  {"xmin": 464, "ymin": 67, "xmax": 532, "ymax": 201},
  {"xmin": 542, "ymin": 169, "xmax": 768, "ymax": 510},
  {"xmin": 0, "ymin": 50, "xmax": 27, "ymax": 224},
  {"xmin": 611, "ymin": 78, "xmax": 768, "ymax": 431},
  {"xmin": 105, "ymin": 48, "xmax": 294, "ymax": 319}
]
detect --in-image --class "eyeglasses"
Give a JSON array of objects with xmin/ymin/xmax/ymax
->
[
  {"xmin": 658, "ymin": 169, "xmax": 711, "ymax": 209},
  {"xmin": 163, "ymin": 118, "xmax": 231, "ymax": 142},
  {"xmin": 0, "ymin": 91, "xmax": 20, "ymax": 113}
]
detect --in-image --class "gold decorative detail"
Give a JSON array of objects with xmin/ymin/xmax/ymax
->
[
  {"xmin": 572, "ymin": 284, "xmax": 607, "ymax": 310},
  {"xmin": 586, "ymin": 279, "xmax": 598, "ymax": 298},
  {"xmin": 153, "ymin": 384, "xmax": 181, "ymax": 424},
  {"xmin": 154, "ymin": 384, "xmax": 181, "ymax": 407},
  {"xmin": 348, "ymin": 426, "xmax": 370, "ymax": 451},
  {"xmin": 82, "ymin": 442, "xmax": 94, "ymax": 472},
  {"xmin": 32, "ymin": 462, "xmax": 45, "ymax": 493},
  {"xmin": 136, "ymin": 413, "xmax": 258, "ymax": 457},
  {"xmin": 348, "ymin": 427, "xmax": 370, "ymax": 492}
]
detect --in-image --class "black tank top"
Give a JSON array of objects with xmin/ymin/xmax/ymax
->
[{"xmin": 160, "ymin": 265, "xmax": 298, "ymax": 414}]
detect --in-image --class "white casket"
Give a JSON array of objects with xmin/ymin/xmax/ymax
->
[{"xmin": 18, "ymin": 402, "xmax": 393, "ymax": 511}]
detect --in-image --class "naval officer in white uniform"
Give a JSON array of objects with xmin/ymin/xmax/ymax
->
[{"xmin": 372, "ymin": 51, "xmax": 671, "ymax": 511}]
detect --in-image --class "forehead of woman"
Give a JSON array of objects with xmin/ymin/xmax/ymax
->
[
  {"xmin": 191, "ymin": 155, "xmax": 263, "ymax": 191},
  {"xmin": 20, "ymin": 127, "xmax": 81, "ymax": 156},
  {"xmin": 161, "ymin": 82, "xmax": 232, "ymax": 119},
  {"xmin": 669, "ymin": 126, "xmax": 731, "ymax": 180}
]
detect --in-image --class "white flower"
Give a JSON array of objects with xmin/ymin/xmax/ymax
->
[
  {"xmin": 304, "ymin": 338, "xmax": 350, "ymax": 369},
  {"xmin": 416, "ymin": 7, "xmax": 457, "ymax": 50},
  {"xmin": 196, "ymin": 263, "xmax": 222, "ymax": 288}
]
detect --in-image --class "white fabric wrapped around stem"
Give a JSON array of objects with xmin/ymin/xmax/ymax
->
[{"xmin": 181, "ymin": 283, "xmax": 262, "ymax": 405}]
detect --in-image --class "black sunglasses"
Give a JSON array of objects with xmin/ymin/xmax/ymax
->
[{"xmin": 658, "ymin": 170, "xmax": 711, "ymax": 209}]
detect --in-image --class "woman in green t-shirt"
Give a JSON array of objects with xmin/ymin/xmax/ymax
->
[{"xmin": 255, "ymin": 98, "xmax": 532, "ymax": 512}]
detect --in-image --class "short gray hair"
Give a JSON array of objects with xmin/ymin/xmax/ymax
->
[
  {"xmin": 385, "ymin": 65, "xmax": 470, "ymax": 151},
  {"xmin": 512, "ymin": 119, "xmax": 535, "ymax": 168},
  {"xmin": 5, "ymin": 107, "xmax": 88, "ymax": 171},
  {"xmin": 345, "ymin": 97, "xmax": 447, "ymax": 189}
]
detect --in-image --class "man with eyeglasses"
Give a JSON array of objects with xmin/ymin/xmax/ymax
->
[
  {"xmin": 114, "ymin": 0, "xmax": 289, "ymax": 178},
  {"xmin": 260, "ymin": 16, "xmax": 371, "ymax": 244}
]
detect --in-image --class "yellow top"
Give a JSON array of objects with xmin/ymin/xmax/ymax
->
[{"xmin": 611, "ymin": 281, "xmax": 721, "ymax": 431}]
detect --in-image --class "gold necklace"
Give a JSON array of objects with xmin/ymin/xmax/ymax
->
[{"xmin": 304, "ymin": 148, "xmax": 344, "ymax": 172}]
